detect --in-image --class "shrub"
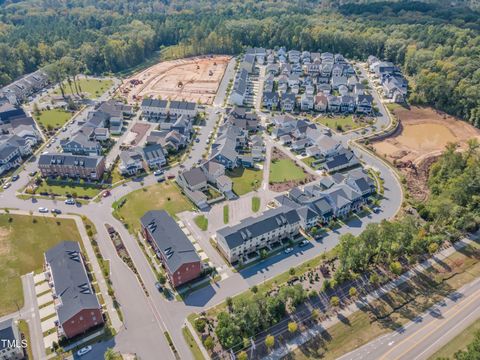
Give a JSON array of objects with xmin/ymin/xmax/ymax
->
[{"xmin": 194, "ymin": 318, "xmax": 206, "ymax": 333}]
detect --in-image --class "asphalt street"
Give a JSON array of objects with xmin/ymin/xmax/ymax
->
[{"xmin": 339, "ymin": 277, "xmax": 480, "ymax": 360}]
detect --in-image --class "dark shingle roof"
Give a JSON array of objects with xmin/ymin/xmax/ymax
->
[
  {"xmin": 38, "ymin": 153, "xmax": 103, "ymax": 169},
  {"xmin": 217, "ymin": 206, "xmax": 300, "ymax": 250},
  {"xmin": 45, "ymin": 241, "xmax": 100, "ymax": 325},
  {"xmin": 0, "ymin": 319, "xmax": 19, "ymax": 351},
  {"xmin": 140, "ymin": 210, "xmax": 200, "ymax": 273}
]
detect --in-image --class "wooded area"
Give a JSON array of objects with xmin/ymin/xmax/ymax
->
[{"xmin": 0, "ymin": 0, "xmax": 479, "ymax": 124}]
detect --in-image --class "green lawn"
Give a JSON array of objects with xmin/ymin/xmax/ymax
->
[
  {"xmin": 194, "ymin": 215, "xmax": 208, "ymax": 231},
  {"xmin": 226, "ymin": 167, "xmax": 263, "ymax": 196},
  {"xmin": 252, "ymin": 196, "xmax": 261, "ymax": 212},
  {"xmin": 269, "ymin": 158, "xmax": 306, "ymax": 183},
  {"xmin": 182, "ymin": 326, "xmax": 206, "ymax": 360},
  {"xmin": 315, "ymin": 115, "xmax": 360, "ymax": 132},
  {"xmin": 113, "ymin": 181, "xmax": 194, "ymax": 233},
  {"xmin": 54, "ymin": 78, "xmax": 114, "ymax": 99},
  {"xmin": 34, "ymin": 108, "xmax": 72, "ymax": 130},
  {"xmin": 35, "ymin": 179, "xmax": 104, "ymax": 198},
  {"xmin": 428, "ymin": 319, "xmax": 480, "ymax": 359},
  {"xmin": 0, "ymin": 214, "xmax": 82, "ymax": 316},
  {"xmin": 301, "ymin": 156, "xmax": 323, "ymax": 170}
]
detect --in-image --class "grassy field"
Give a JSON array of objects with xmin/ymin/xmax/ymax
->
[
  {"xmin": 315, "ymin": 115, "xmax": 359, "ymax": 132},
  {"xmin": 226, "ymin": 167, "xmax": 263, "ymax": 195},
  {"xmin": 35, "ymin": 179, "xmax": 103, "ymax": 198},
  {"xmin": 18, "ymin": 320, "xmax": 33, "ymax": 360},
  {"xmin": 288, "ymin": 241, "xmax": 480, "ymax": 360},
  {"xmin": 269, "ymin": 158, "xmax": 306, "ymax": 183},
  {"xmin": 194, "ymin": 215, "xmax": 208, "ymax": 231},
  {"xmin": 182, "ymin": 326, "xmax": 206, "ymax": 360},
  {"xmin": 0, "ymin": 214, "xmax": 82, "ymax": 316},
  {"xmin": 34, "ymin": 108, "xmax": 72, "ymax": 129},
  {"xmin": 113, "ymin": 181, "xmax": 193, "ymax": 233},
  {"xmin": 54, "ymin": 78, "xmax": 113, "ymax": 98},
  {"xmin": 301, "ymin": 156, "xmax": 323, "ymax": 170}
]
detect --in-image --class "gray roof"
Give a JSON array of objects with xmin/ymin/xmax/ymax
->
[
  {"xmin": 141, "ymin": 98, "xmax": 168, "ymax": 108},
  {"xmin": 140, "ymin": 210, "xmax": 200, "ymax": 273},
  {"xmin": 142, "ymin": 143, "xmax": 165, "ymax": 161},
  {"xmin": 217, "ymin": 206, "xmax": 300, "ymax": 250},
  {"xmin": 45, "ymin": 241, "xmax": 100, "ymax": 324},
  {"xmin": 38, "ymin": 153, "xmax": 104, "ymax": 169},
  {"xmin": 0, "ymin": 319, "xmax": 20, "ymax": 351},
  {"xmin": 181, "ymin": 167, "xmax": 207, "ymax": 187},
  {"xmin": 169, "ymin": 100, "xmax": 196, "ymax": 111}
]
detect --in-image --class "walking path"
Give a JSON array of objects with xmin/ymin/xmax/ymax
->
[{"xmin": 263, "ymin": 236, "xmax": 476, "ymax": 359}]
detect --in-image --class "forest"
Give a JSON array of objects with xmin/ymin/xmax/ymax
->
[
  {"xmin": 336, "ymin": 139, "xmax": 480, "ymax": 281},
  {"xmin": 0, "ymin": 0, "xmax": 479, "ymax": 125}
]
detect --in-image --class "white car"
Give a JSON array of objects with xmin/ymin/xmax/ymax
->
[
  {"xmin": 2, "ymin": 182, "xmax": 11, "ymax": 189},
  {"xmin": 64, "ymin": 199, "xmax": 75, "ymax": 205},
  {"xmin": 76, "ymin": 345, "xmax": 92, "ymax": 356},
  {"xmin": 38, "ymin": 207, "xmax": 49, "ymax": 213},
  {"xmin": 284, "ymin": 247, "xmax": 294, "ymax": 254}
]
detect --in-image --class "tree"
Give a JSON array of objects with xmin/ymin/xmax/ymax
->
[
  {"xmin": 330, "ymin": 296, "xmax": 340, "ymax": 308},
  {"xmin": 311, "ymin": 308, "xmax": 320, "ymax": 320},
  {"xmin": 349, "ymin": 287, "xmax": 358, "ymax": 298},
  {"xmin": 194, "ymin": 318, "xmax": 206, "ymax": 333},
  {"xmin": 237, "ymin": 351, "xmax": 248, "ymax": 360},
  {"xmin": 203, "ymin": 336, "xmax": 214, "ymax": 351},
  {"xmin": 289, "ymin": 267, "xmax": 295, "ymax": 276},
  {"xmin": 288, "ymin": 321, "xmax": 298, "ymax": 333},
  {"xmin": 264, "ymin": 335, "xmax": 275, "ymax": 350},
  {"xmin": 157, "ymin": 273, "xmax": 166, "ymax": 285},
  {"xmin": 389, "ymin": 261, "xmax": 402, "ymax": 275},
  {"xmin": 104, "ymin": 348, "xmax": 119, "ymax": 360},
  {"xmin": 251, "ymin": 285, "xmax": 258, "ymax": 294},
  {"xmin": 226, "ymin": 297, "xmax": 233, "ymax": 308}
]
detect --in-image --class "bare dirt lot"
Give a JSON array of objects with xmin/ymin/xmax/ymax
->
[
  {"xmin": 372, "ymin": 105, "xmax": 480, "ymax": 200},
  {"xmin": 119, "ymin": 55, "xmax": 231, "ymax": 105}
]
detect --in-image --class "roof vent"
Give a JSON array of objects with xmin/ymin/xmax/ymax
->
[
  {"xmin": 164, "ymin": 247, "xmax": 174, "ymax": 259},
  {"xmin": 66, "ymin": 250, "xmax": 80, "ymax": 263},
  {"xmin": 78, "ymin": 283, "xmax": 92, "ymax": 295}
]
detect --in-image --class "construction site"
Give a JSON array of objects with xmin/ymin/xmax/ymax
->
[
  {"xmin": 371, "ymin": 105, "xmax": 480, "ymax": 200},
  {"xmin": 119, "ymin": 55, "xmax": 231, "ymax": 105}
]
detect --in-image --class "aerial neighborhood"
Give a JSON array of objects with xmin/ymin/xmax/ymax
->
[{"xmin": 4, "ymin": 2, "xmax": 480, "ymax": 358}]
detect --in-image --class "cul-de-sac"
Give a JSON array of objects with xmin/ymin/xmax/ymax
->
[{"xmin": 1, "ymin": 1, "xmax": 480, "ymax": 360}]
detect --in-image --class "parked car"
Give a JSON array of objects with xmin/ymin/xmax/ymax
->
[
  {"xmin": 64, "ymin": 199, "xmax": 76, "ymax": 205},
  {"xmin": 51, "ymin": 208, "xmax": 61, "ymax": 214},
  {"xmin": 2, "ymin": 183, "xmax": 11, "ymax": 189},
  {"xmin": 155, "ymin": 282, "xmax": 163, "ymax": 291},
  {"xmin": 102, "ymin": 190, "xmax": 111, "ymax": 197},
  {"xmin": 38, "ymin": 207, "xmax": 49, "ymax": 213},
  {"xmin": 153, "ymin": 170, "xmax": 163, "ymax": 176},
  {"xmin": 167, "ymin": 174, "xmax": 175, "ymax": 180},
  {"xmin": 29, "ymin": 171, "xmax": 37, "ymax": 177},
  {"xmin": 11, "ymin": 175, "xmax": 19, "ymax": 181},
  {"xmin": 195, "ymin": 138, "xmax": 200, "ymax": 143},
  {"xmin": 299, "ymin": 240, "xmax": 309, "ymax": 247},
  {"xmin": 157, "ymin": 176, "xmax": 165, "ymax": 183},
  {"xmin": 76, "ymin": 346, "xmax": 92, "ymax": 356},
  {"xmin": 284, "ymin": 247, "xmax": 293, "ymax": 254}
]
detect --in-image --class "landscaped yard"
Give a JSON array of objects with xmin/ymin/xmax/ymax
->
[
  {"xmin": 0, "ymin": 214, "xmax": 82, "ymax": 316},
  {"xmin": 53, "ymin": 78, "xmax": 114, "ymax": 98},
  {"xmin": 34, "ymin": 108, "xmax": 72, "ymax": 130},
  {"xmin": 269, "ymin": 158, "xmax": 306, "ymax": 183},
  {"xmin": 34, "ymin": 178, "xmax": 104, "ymax": 198},
  {"xmin": 301, "ymin": 156, "xmax": 323, "ymax": 170},
  {"xmin": 315, "ymin": 115, "xmax": 361, "ymax": 132},
  {"xmin": 113, "ymin": 181, "xmax": 194, "ymax": 233},
  {"xmin": 226, "ymin": 167, "xmax": 263, "ymax": 196}
]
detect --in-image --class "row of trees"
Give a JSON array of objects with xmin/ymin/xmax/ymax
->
[
  {"xmin": 214, "ymin": 284, "xmax": 305, "ymax": 350},
  {"xmin": 1, "ymin": 1, "xmax": 479, "ymax": 126},
  {"xmin": 336, "ymin": 140, "xmax": 480, "ymax": 281}
]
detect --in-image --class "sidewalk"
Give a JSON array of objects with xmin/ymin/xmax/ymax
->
[{"xmin": 263, "ymin": 236, "xmax": 475, "ymax": 359}]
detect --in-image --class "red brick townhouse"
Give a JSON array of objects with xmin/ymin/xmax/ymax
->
[
  {"xmin": 44, "ymin": 241, "xmax": 104, "ymax": 339},
  {"xmin": 141, "ymin": 210, "xmax": 202, "ymax": 287}
]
